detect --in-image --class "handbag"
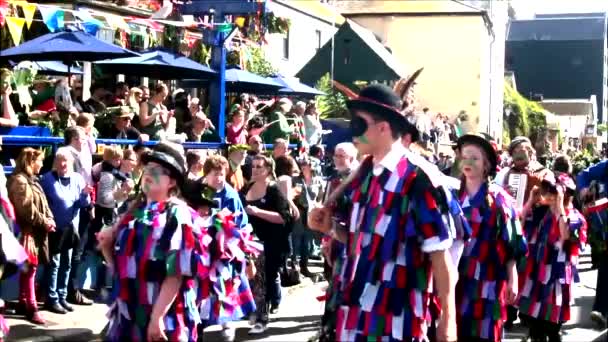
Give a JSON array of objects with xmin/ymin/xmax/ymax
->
[{"xmin": 280, "ymin": 259, "xmax": 301, "ymax": 287}]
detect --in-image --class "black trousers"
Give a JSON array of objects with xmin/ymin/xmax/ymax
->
[{"xmin": 524, "ymin": 315, "xmax": 562, "ymax": 342}]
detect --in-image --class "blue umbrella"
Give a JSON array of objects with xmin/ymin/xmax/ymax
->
[
  {"xmin": 9, "ymin": 61, "xmax": 83, "ymax": 76},
  {"xmin": 181, "ymin": 66, "xmax": 282, "ymax": 94},
  {"xmin": 0, "ymin": 31, "xmax": 138, "ymax": 62},
  {"xmin": 271, "ymin": 76, "xmax": 325, "ymax": 96},
  {"xmin": 95, "ymin": 49, "xmax": 216, "ymax": 80}
]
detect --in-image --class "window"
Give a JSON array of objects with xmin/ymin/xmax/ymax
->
[
  {"xmin": 282, "ymin": 31, "xmax": 290, "ymax": 60},
  {"xmin": 315, "ymin": 30, "xmax": 322, "ymax": 51}
]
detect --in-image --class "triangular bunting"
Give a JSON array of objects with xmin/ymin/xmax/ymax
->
[
  {"xmin": 75, "ymin": 9, "xmax": 103, "ymax": 35},
  {"xmin": 38, "ymin": 6, "xmax": 64, "ymax": 32},
  {"xmin": 20, "ymin": 2, "xmax": 36, "ymax": 29},
  {"xmin": 105, "ymin": 14, "xmax": 130, "ymax": 32},
  {"xmin": 6, "ymin": 17, "xmax": 25, "ymax": 46},
  {"xmin": 0, "ymin": 2, "xmax": 7, "ymax": 28}
]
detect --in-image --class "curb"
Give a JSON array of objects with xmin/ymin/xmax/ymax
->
[
  {"xmin": 592, "ymin": 329, "xmax": 607, "ymax": 342},
  {"xmin": 14, "ymin": 330, "xmax": 96, "ymax": 342}
]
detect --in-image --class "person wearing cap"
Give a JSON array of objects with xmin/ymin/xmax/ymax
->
[
  {"xmin": 263, "ymin": 98, "xmax": 293, "ymax": 144},
  {"xmin": 99, "ymin": 142, "xmax": 211, "ymax": 342},
  {"xmin": 494, "ymin": 137, "xmax": 548, "ymax": 326},
  {"xmin": 227, "ymin": 144, "xmax": 249, "ymax": 192},
  {"xmin": 103, "ymin": 106, "xmax": 149, "ymax": 142},
  {"xmin": 183, "ymin": 179, "xmax": 260, "ymax": 342},
  {"xmin": 516, "ymin": 169, "xmax": 587, "ymax": 342},
  {"xmin": 494, "ymin": 136, "xmax": 548, "ymax": 206},
  {"xmin": 308, "ymin": 84, "xmax": 460, "ymax": 341},
  {"xmin": 454, "ymin": 134, "xmax": 527, "ymax": 342}
]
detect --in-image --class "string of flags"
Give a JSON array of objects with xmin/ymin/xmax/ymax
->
[{"xmin": 0, "ymin": 0, "xmax": 210, "ymax": 47}]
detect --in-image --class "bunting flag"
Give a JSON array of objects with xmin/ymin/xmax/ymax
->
[
  {"xmin": 75, "ymin": 10, "xmax": 103, "ymax": 35},
  {"xmin": 20, "ymin": 2, "xmax": 36, "ymax": 29},
  {"xmin": 105, "ymin": 14, "xmax": 130, "ymax": 32},
  {"xmin": 6, "ymin": 17, "xmax": 25, "ymax": 45},
  {"xmin": 0, "ymin": 1, "xmax": 7, "ymax": 28},
  {"xmin": 39, "ymin": 6, "xmax": 64, "ymax": 32}
]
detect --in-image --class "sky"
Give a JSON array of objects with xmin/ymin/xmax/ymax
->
[{"xmin": 511, "ymin": 0, "xmax": 608, "ymax": 19}]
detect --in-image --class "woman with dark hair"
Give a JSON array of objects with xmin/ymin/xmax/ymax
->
[
  {"xmin": 454, "ymin": 134, "xmax": 527, "ymax": 342},
  {"xmin": 518, "ymin": 170, "xmax": 587, "ymax": 342},
  {"xmin": 6, "ymin": 148, "xmax": 54, "ymax": 325},
  {"xmin": 241, "ymin": 155, "xmax": 292, "ymax": 334},
  {"xmin": 98, "ymin": 142, "xmax": 211, "ymax": 341}
]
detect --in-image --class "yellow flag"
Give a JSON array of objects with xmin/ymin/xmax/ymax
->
[
  {"xmin": 21, "ymin": 3, "xmax": 36, "ymax": 29},
  {"xmin": 6, "ymin": 17, "xmax": 25, "ymax": 46},
  {"xmin": 105, "ymin": 14, "xmax": 130, "ymax": 32}
]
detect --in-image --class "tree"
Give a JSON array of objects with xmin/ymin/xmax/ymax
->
[{"xmin": 315, "ymin": 73, "xmax": 348, "ymax": 119}]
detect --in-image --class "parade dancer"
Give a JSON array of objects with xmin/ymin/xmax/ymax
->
[
  {"xmin": 518, "ymin": 172, "xmax": 587, "ymax": 342},
  {"xmin": 98, "ymin": 142, "xmax": 211, "ymax": 342},
  {"xmin": 454, "ymin": 134, "xmax": 527, "ymax": 342},
  {"xmin": 182, "ymin": 179, "xmax": 260, "ymax": 342},
  {"xmin": 576, "ymin": 158, "xmax": 608, "ymax": 327},
  {"xmin": 309, "ymin": 84, "xmax": 459, "ymax": 341}
]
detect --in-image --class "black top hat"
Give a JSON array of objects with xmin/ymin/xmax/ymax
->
[
  {"xmin": 141, "ymin": 142, "xmax": 186, "ymax": 183},
  {"xmin": 456, "ymin": 133, "xmax": 498, "ymax": 177},
  {"xmin": 346, "ymin": 84, "xmax": 420, "ymax": 142},
  {"xmin": 182, "ymin": 179, "xmax": 218, "ymax": 209}
]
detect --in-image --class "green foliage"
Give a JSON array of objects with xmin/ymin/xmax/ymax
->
[
  {"xmin": 315, "ymin": 73, "xmax": 348, "ymax": 119},
  {"xmin": 571, "ymin": 149, "xmax": 601, "ymax": 176},
  {"xmin": 162, "ymin": 25, "xmax": 181, "ymax": 52},
  {"xmin": 243, "ymin": 46, "xmax": 277, "ymax": 77},
  {"xmin": 264, "ymin": 12, "xmax": 291, "ymax": 35},
  {"xmin": 190, "ymin": 40, "xmax": 212, "ymax": 66},
  {"xmin": 503, "ymin": 82, "xmax": 547, "ymax": 143}
]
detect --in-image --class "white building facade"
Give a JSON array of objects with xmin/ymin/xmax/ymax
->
[{"xmin": 264, "ymin": 0, "xmax": 341, "ymax": 78}]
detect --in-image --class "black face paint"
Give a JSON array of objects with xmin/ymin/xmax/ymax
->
[{"xmin": 351, "ymin": 115, "xmax": 368, "ymax": 137}]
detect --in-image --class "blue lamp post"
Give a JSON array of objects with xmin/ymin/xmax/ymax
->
[{"xmin": 180, "ymin": 0, "xmax": 266, "ymax": 142}]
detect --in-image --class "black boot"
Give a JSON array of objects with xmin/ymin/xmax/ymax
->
[{"xmin": 300, "ymin": 257, "xmax": 314, "ymax": 278}]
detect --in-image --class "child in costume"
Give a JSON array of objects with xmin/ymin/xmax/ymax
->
[
  {"xmin": 0, "ymin": 170, "xmax": 28, "ymax": 341},
  {"xmin": 518, "ymin": 171, "xmax": 587, "ymax": 342},
  {"xmin": 454, "ymin": 134, "xmax": 527, "ymax": 342},
  {"xmin": 98, "ymin": 142, "xmax": 211, "ymax": 342},
  {"xmin": 182, "ymin": 178, "xmax": 260, "ymax": 342}
]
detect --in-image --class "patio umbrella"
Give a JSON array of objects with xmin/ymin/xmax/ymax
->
[
  {"xmin": 0, "ymin": 30, "xmax": 139, "ymax": 62},
  {"xmin": 271, "ymin": 76, "xmax": 325, "ymax": 96},
  {"xmin": 95, "ymin": 49, "xmax": 216, "ymax": 80},
  {"xmin": 181, "ymin": 66, "xmax": 283, "ymax": 94},
  {"xmin": 9, "ymin": 61, "xmax": 83, "ymax": 76}
]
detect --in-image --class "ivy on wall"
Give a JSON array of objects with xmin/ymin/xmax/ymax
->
[{"xmin": 503, "ymin": 82, "xmax": 547, "ymax": 145}]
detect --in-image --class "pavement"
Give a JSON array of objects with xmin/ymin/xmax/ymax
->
[{"xmin": 4, "ymin": 256, "xmax": 607, "ymax": 342}]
